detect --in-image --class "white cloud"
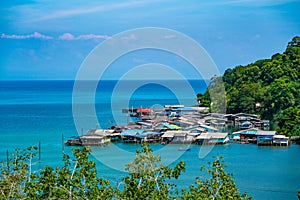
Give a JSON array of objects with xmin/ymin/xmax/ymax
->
[
  {"xmin": 58, "ymin": 33, "xmax": 75, "ymax": 40},
  {"xmin": 76, "ymin": 34, "xmax": 111, "ymax": 40},
  {"xmin": 58, "ymin": 33, "xmax": 111, "ymax": 40},
  {"xmin": 1, "ymin": 32, "xmax": 111, "ymax": 41},
  {"xmin": 1, "ymin": 32, "xmax": 53, "ymax": 39}
]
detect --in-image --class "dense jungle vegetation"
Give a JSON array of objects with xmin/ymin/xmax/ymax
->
[{"xmin": 198, "ymin": 36, "xmax": 300, "ymax": 136}]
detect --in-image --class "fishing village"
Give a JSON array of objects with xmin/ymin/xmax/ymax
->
[{"xmin": 66, "ymin": 104, "xmax": 294, "ymax": 148}]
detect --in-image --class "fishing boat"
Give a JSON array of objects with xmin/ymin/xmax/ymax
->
[
  {"xmin": 65, "ymin": 137, "xmax": 81, "ymax": 146},
  {"xmin": 178, "ymin": 147, "xmax": 191, "ymax": 151}
]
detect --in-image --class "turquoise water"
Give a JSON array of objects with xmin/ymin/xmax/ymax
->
[
  {"xmin": 92, "ymin": 143, "xmax": 300, "ymax": 200},
  {"xmin": 0, "ymin": 80, "xmax": 299, "ymax": 199}
]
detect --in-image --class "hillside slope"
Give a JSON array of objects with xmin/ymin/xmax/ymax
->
[{"xmin": 198, "ymin": 36, "xmax": 300, "ymax": 136}]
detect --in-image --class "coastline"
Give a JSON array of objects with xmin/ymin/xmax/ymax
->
[{"xmin": 0, "ymin": 80, "xmax": 299, "ymax": 199}]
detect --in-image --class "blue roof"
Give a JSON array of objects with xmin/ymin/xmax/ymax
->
[
  {"xmin": 155, "ymin": 125, "xmax": 167, "ymax": 130},
  {"xmin": 163, "ymin": 122, "xmax": 177, "ymax": 130},
  {"xmin": 121, "ymin": 129, "xmax": 144, "ymax": 137},
  {"xmin": 159, "ymin": 111, "xmax": 171, "ymax": 115},
  {"xmin": 245, "ymin": 130, "xmax": 257, "ymax": 135},
  {"xmin": 143, "ymin": 131, "xmax": 162, "ymax": 135},
  {"xmin": 176, "ymin": 107, "xmax": 197, "ymax": 111}
]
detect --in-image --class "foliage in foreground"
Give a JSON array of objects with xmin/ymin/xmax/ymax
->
[
  {"xmin": 119, "ymin": 144, "xmax": 186, "ymax": 199},
  {"xmin": 181, "ymin": 156, "xmax": 251, "ymax": 199},
  {"xmin": 0, "ymin": 144, "xmax": 252, "ymax": 199},
  {"xmin": 0, "ymin": 146, "xmax": 113, "ymax": 199}
]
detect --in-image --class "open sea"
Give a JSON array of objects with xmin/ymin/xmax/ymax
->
[{"xmin": 0, "ymin": 80, "xmax": 300, "ymax": 199}]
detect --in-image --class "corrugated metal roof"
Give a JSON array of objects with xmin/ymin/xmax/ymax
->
[
  {"xmin": 174, "ymin": 131, "xmax": 189, "ymax": 137},
  {"xmin": 81, "ymin": 135, "xmax": 104, "ymax": 139},
  {"xmin": 161, "ymin": 131, "xmax": 175, "ymax": 138},
  {"xmin": 256, "ymin": 130, "xmax": 276, "ymax": 136},
  {"xmin": 196, "ymin": 132, "xmax": 228, "ymax": 139},
  {"xmin": 94, "ymin": 129, "xmax": 114, "ymax": 135},
  {"xmin": 162, "ymin": 130, "xmax": 190, "ymax": 137},
  {"xmin": 197, "ymin": 123, "xmax": 218, "ymax": 131},
  {"xmin": 273, "ymin": 135, "xmax": 289, "ymax": 139}
]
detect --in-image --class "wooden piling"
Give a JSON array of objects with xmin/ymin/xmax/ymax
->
[
  {"xmin": 62, "ymin": 133, "xmax": 64, "ymax": 154},
  {"xmin": 6, "ymin": 149, "xmax": 9, "ymax": 171},
  {"xmin": 38, "ymin": 141, "xmax": 41, "ymax": 162}
]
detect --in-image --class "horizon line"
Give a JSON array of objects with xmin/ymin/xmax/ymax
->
[{"xmin": 0, "ymin": 78, "xmax": 212, "ymax": 81}]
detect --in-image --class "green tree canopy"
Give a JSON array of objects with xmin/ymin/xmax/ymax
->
[
  {"xmin": 0, "ymin": 145, "xmax": 253, "ymax": 199},
  {"xmin": 198, "ymin": 36, "xmax": 300, "ymax": 136}
]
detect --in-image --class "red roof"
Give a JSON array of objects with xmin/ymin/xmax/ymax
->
[{"xmin": 136, "ymin": 108, "xmax": 152, "ymax": 113}]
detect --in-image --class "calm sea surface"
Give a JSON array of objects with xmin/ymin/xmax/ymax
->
[{"xmin": 0, "ymin": 80, "xmax": 299, "ymax": 199}]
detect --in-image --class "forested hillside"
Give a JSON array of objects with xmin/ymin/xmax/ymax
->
[{"xmin": 198, "ymin": 36, "xmax": 300, "ymax": 136}]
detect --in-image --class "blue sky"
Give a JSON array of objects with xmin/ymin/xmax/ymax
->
[{"xmin": 1, "ymin": 0, "xmax": 299, "ymax": 80}]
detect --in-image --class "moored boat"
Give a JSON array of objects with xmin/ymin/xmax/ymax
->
[
  {"xmin": 178, "ymin": 147, "xmax": 191, "ymax": 151},
  {"xmin": 65, "ymin": 137, "xmax": 81, "ymax": 146}
]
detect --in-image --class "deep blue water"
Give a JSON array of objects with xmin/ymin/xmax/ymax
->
[{"xmin": 0, "ymin": 80, "xmax": 299, "ymax": 199}]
